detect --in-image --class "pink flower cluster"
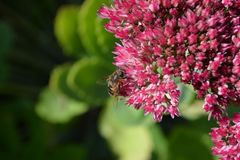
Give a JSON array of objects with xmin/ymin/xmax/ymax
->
[
  {"xmin": 211, "ymin": 114, "xmax": 240, "ymax": 159},
  {"xmin": 99, "ymin": 0, "xmax": 239, "ymax": 158},
  {"xmin": 99, "ymin": 0, "xmax": 240, "ymax": 120}
]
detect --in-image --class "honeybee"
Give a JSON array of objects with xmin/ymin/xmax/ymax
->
[{"xmin": 107, "ymin": 68, "xmax": 126, "ymax": 97}]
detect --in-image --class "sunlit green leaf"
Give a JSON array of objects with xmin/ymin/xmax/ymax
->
[
  {"xmin": 103, "ymin": 98, "xmax": 153, "ymax": 126},
  {"xmin": 78, "ymin": 0, "xmax": 115, "ymax": 60},
  {"xmin": 55, "ymin": 5, "xmax": 84, "ymax": 57},
  {"xmin": 67, "ymin": 58, "xmax": 113, "ymax": 105},
  {"xmin": 35, "ymin": 88, "xmax": 88, "ymax": 123},
  {"xmin": 149, "ymin": 125, "xmax": 168, "ymax": 160},
  {"xmin": 179, "ymin": 85, "xmax": 196, "ymax": 105},
  {"xmin": 181, "ymin": 100, "xmax": 206, "ymax": 120},
  {"xmin": 99, "ymin": 99, "xmax": 153, "ymax": 160},
  {"xmin": 111, "ymin": 126, "xmax": 153, "ymax": 160},
  {"xmin": 95, "ymin": 17, "xmax": 116, "ymax": 60},
  {"xmin": 179, "ymin": 85, "xmax": 206, "ymax": 120},
  {"xmin": 49, "ymin": 63, "xmax": 82, "ymax": 100}
]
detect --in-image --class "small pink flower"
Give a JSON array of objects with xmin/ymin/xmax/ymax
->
[
  {"xmin": 185, "ymin": 9, "xmax": 197, "ymax": 24},
  {"xmin": 222, "ymin": 0, "xmax": 233, "ymax": 6},
  {"xmin": 188, "ymin": 34, "xmax": 198, "ymax": 45},
  {"xmin": 171, "ymin": 0, "xmax": 182, "ymax": 7},
  {"xmin": 148, "ymin": 0, "xmax": 160, "ymax": 12},
  {"xmin": 207, "ymin": 29, "xmax": 218, "ymax": 39}
]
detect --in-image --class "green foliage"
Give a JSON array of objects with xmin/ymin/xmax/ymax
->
[
  {"xmin": 49, "ymin": 63, "xmax": 82, "ymax": 100},
  {"xmin": 53, "ymin": 0, "xmax": 115, "ymax": 106},
  {"xmin": 101, "ymin": 99, "xmax": 153, "ymax": 127},
  {"xmin": 54, "ymin": 5, "xmax": 84, "ymax": 57},
  {"xmin": 168, "ymin": 127, "xmax": 213, "ymax": 160},
  {"xmin": 149, "ymin": 125, "xmax": 168, "ymax": 160},
  {"xmin": 36, "ymin": 88, "xmax": 88, "ymax": 123},
  {"xmin": 99, "ymin": 99, "xmax": 154, "ymax": 160},
  {"xmin": 78, "ymin": 0, "xmax": 115, "ymax": 60},
  {"xmin": 227, "ymin": 103, "xmax": 240, "ymax": 117},
  {"xmin": 67, "ymin": 58, "xmax": 113, "ymax": 105},
  {"xmin": 95, "ymin": 18, "xmax": 116, "ymax": 58},
  {"xmin": 179, "ymin": 85, "xmax": 206, "ymax": 120}
]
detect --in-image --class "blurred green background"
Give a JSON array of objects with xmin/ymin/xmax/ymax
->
[{"xmin": 0, "ymin": 0, "xmax": 237, "ymax": 159}]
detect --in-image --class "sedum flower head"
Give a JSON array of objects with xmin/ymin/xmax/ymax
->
[
  {"xmin": 99, "ymin": 0, "xmax": 240, "ymax": 121},
  {"xmin": 99, "ymin": 0, "xmax": 239, "ymax": 158}
]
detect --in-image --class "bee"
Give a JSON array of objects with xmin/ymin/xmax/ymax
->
[{"xmin": 107, "ymin": 68, "xmax": 126, "ymax": 97}]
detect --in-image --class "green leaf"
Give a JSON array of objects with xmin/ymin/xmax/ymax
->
[
  {"xmin": 110, "ymin": 126, "xmax": 153, "ymax": 160},
  {"xmin": 179, "ymin": 85, "xmax": 206, "ymax": 120},
  {"xmin": 49, "ymin": 63, "xmax": 82, "ymax": 100},
  {"xmin": 95, "ymin": 17, "xmax": 116, "ymax": 60},
  {"xmin": 35, "ymin": 88, "xmax": 88, "ymax": 123},
  {"xmin": 78, "ymin": 0, "xmax": 115, "ymax": 59},
  {"xmin": 55, "ymin": 5, "xmax": 84, "ymax": 57},
  {"xmin": 168, "ymin": 127, "xmax": 213, "ymax": 160},
  {"xmin": 181, "ymin": 100, "xmax": 206, "ymax": 120},
  {"xmin": 99, "ymin": 99, "xmax": 153, "ymax": 160},
  {"xmin": 227, "ymin": 103, "xmax": 240, "ymax": 118},
  {"xmin": 67, "ymin": 58, "xmax": 113, "ymax": 105},
  {"xmin": 179, "ymin": 85, "xmax": 196, "ymax": 106},
  {"xmin": 149, "ymin": 125, "xmax": 168, "ymax": 160},
  {"xmin": 103, "ymin": 98, "xmax": 153, "ymax": 126}
]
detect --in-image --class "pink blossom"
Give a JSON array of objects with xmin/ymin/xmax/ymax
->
[
  {"xmin": 99, "ymin": 0, "xmax": 240, "ymax": 122},
  {"xmin": 99, "ymin": 1, "xmax": 240, "ymax": 158},
  {"xmin": 211, "ymin": 114, "xmax": 240, "ymax": 160}
]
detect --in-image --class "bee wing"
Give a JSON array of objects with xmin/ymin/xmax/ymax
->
[
  {"xmin": 113, "ymin": 97, "xmax": 126, "ymax": 109},
  {"xmin": 96, "ymin": 76, "xmax": 108, "ymax": 85}
]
